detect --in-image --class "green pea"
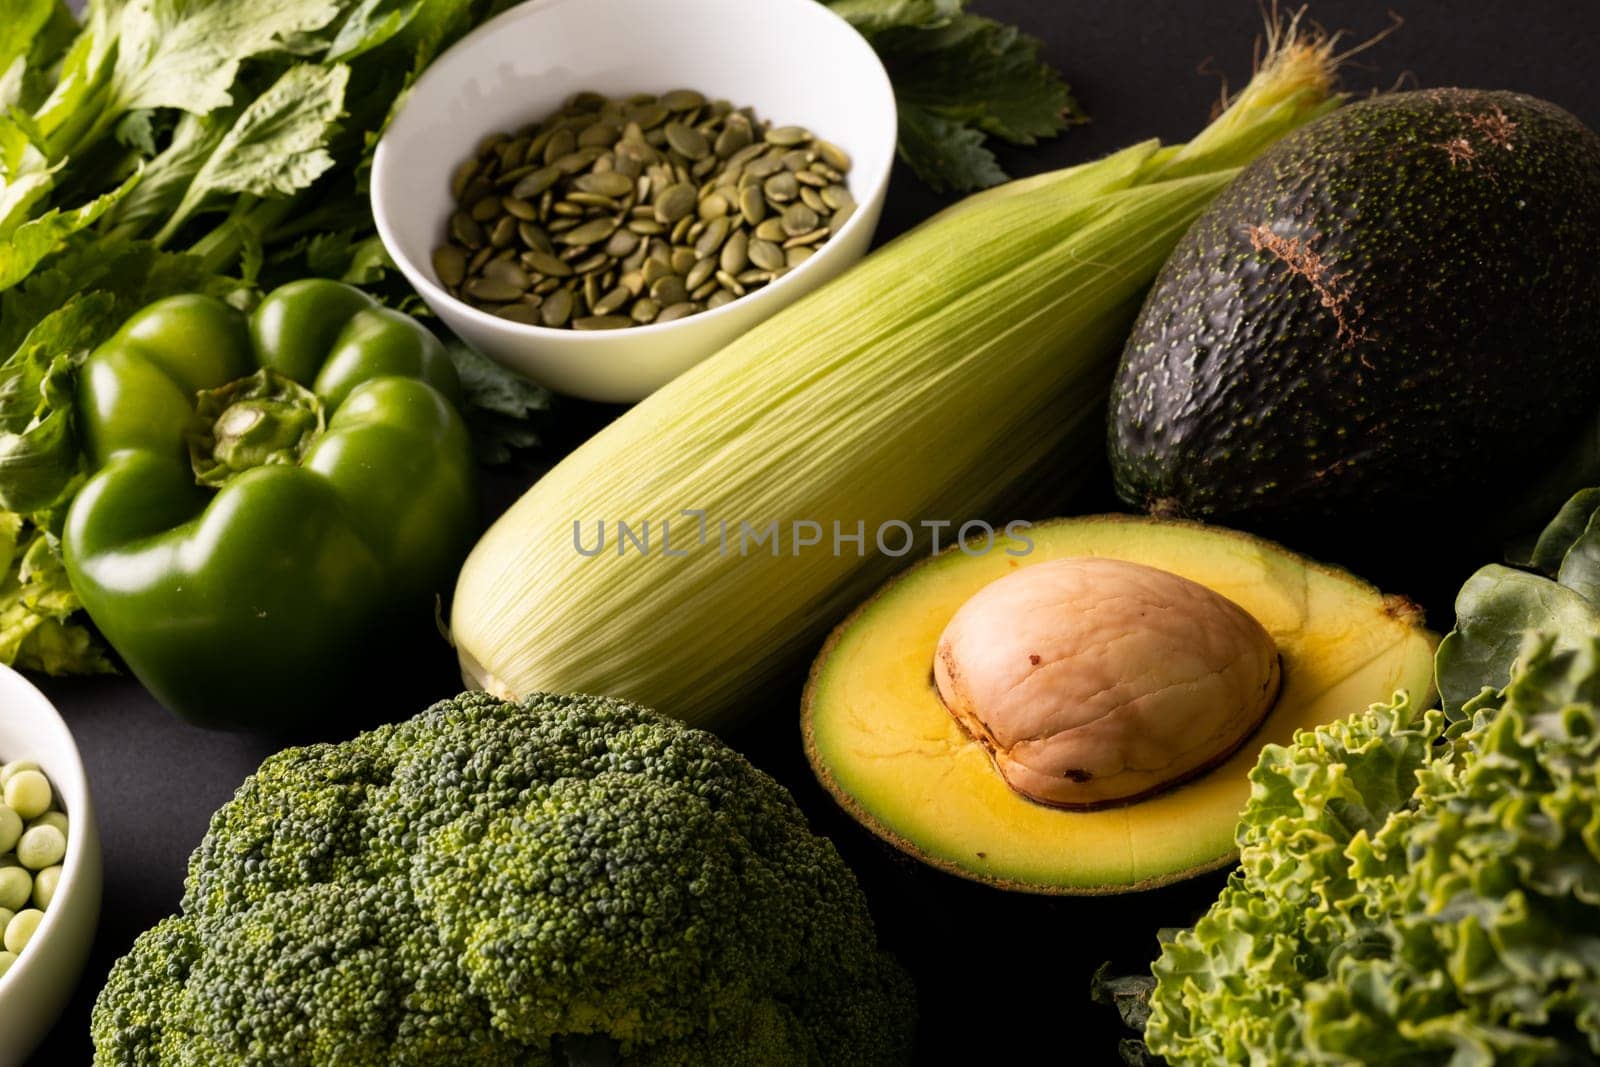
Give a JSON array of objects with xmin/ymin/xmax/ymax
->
[
  {"xmin": 0, "ymin": 806, "xmax": 20, "ymax": 854},
  {"xmin": 27, "ymin": 812, "xmax": 66, "ymax": 839},
  {"xmin": 0, "ymin": 867, "xmax": 29, "ymax": 912},
  {"xmin": 4, "ymin": 771, "xmax": 50, "ymax": 820},
  {"xmin": 4, "ymin": 909, "xmax": 41, "ymax": 953},
  {"xmin": 32, "ymin": 865, "xmax": 60, "ymax": 909},
  {"xmin": 17, "ymin": 825, "xmax": 64, "ymax": 871}
]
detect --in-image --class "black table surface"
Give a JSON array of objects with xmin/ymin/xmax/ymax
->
[{"xmin": 31, "ymin": 2, "xmax": 1600, "ymax": 1062}]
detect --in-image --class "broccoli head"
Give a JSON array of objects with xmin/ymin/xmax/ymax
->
[{"xmin": 92, "ymin": 692, "xmax": 916, "ymax": 1065}]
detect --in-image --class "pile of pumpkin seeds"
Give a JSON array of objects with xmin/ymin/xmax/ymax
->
[{"xmin": 433, "ymin": 89, "xmax": 855, "ymax": 329}]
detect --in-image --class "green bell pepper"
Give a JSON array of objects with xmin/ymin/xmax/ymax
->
[{"xmin": 63, "ymin": 279, "xmax": 478, "ymax": 729}]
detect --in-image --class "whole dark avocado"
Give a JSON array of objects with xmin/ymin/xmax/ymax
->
[{"xmin": 1109, "ymin": 89, "xmax": 1600, "ymax": 543}]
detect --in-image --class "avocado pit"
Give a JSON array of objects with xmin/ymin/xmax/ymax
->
[{"xmin": 933, "ymin": 557, "xmax": 1280, "ymax": 809}]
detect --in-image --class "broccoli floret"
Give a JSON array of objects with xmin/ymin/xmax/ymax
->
[{"xmin": 92, "ymin": 692, "xmax": 915, "ymax": 1065}]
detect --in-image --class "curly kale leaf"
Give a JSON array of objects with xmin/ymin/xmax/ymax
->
[{"xmin": 1143, "ymin": 637, "xmax": 1600, "ymax": 1066}]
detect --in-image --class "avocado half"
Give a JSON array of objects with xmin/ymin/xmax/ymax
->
[{"xmin": 801, "ymin": 516, "xmax": 1437, "ymax": 894}]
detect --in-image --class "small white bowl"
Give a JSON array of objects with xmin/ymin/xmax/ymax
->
[
  {"xmin": 0, "ymin": 667, "xmax": 100, "ymax": 1067},
  {"xmin": 372, "ymin": 0, "xmax": 897, "ymax": 403}
]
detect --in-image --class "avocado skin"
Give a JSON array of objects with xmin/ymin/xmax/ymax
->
[{"xmin": 1109, "ymin": 89, "xmax": 1600, "ymax": 534}]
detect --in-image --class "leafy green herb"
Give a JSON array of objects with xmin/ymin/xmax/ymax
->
[
  {"xmin": 835, "ymin": 3, "xmax": 1081, "ymax": 191},
  {"xmin": 1436, "ymin": 486, "xmax": 1600, "ymax": 714},
  {"xmin": 444, "ymin": 341, "xmax": 549, "ymax": 466},
  {"xmin": 0, "ymin": 508, "xmax": 114, "ymax": 675}
]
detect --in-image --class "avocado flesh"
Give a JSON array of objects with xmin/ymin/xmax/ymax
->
[
  {"xmin": 801, "ymin": 516, "xmax": 1437, "ymax": 894},
  {"xmin": 1109, "ymin": 89, "xmax": 1600, "ymax": 531}
]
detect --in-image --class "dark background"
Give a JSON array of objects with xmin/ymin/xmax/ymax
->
[{"xmin": 32, "ymin": 2, "xmax": 1600, "ymax": 1062}]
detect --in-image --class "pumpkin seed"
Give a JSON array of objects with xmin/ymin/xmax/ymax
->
[
  {"xmin": 604, "ymin": 229, "xmax": 640, "ymax": 257},
  {"xmin": 694, "ymin": 216, "xmax": 731, "ymax": 258},
  {"xmin": 511, "ymin": 167, "xmax": 560, "ymax": 200},
  {"xmin": 612, "ymin": 149, "xmax": 644, "ymax": 179},
  {"xmin": 573, "ymin": 315, "xmax": 634, "ymax": 330},
  {"xmin": 650, "ymin": 181, "xmax": 697, "ymax": 224},
  {"xmin": 538, "ymin": 127, "xmax": 573, "ymax": 164},
  {"xmin": 783, "ymin": 227, "xmax": 830, "ymax": 248},
  {"xmin": 766, "ymin": 125, "xmax": 809, "ymax": 146},
  {"xmin": 714, "ymin": 269, "xmax": 746, "ymax": 297},
  {"xmin": 685, "ymin": 257, "xmax": 717, "ymax": 292},
  {"xmin": 727, "ymin": 142, "xmax": 767, "ymax": 168},
  {"xmin": 489, "ymin": 215, "xmax": 518, "ymax": 247},
  {"xmin": 627, "ymin": 102, "xmax": 670, "ymax": 129},
  {"xmin": 552, "ymin": 148, "xmax": 603, "ymax": 175},
  {"xmin": 518, "ymin": 222, "xmax": 554, "ymax": 253},
  {"xmin": 566, "ymin": 192, "xmax": 619, "ymax": 210},
  {"xmin": 483, "ymin": 259, "xmax": 531, "ymax": 290},
  {"xmin": 661, "ymin": 88, "xmax": 706, "ymax": 112},
  {"xmin": 576, "ymin": 171, "xmax": 635, "ymax": 198},
  {"xmin": 495, "ymin": 303, "xmax": 543, "ymax": 325},
  {"xmin": 642, "ymin": 257, "xmax": 672, "ymax": 285},
  {"xmin": 763, "ymin": 172, "xmax": 798, "ymax": 203},
  {"xmin": 538, "ymin": 288, "xmax": 573, "ymax": 326},
  {"xmin": 450, "ymin": 213, "xmax": 484, "ymax": 248},
  {"xmin": 720, "ymin": 230, "xmax": 749, "ymax": 274},
  {"xmin": 437, "ymin": 89, "xmax": 851, "ymax": 327},
  {"xmin": 558, "ymin": 217, "xmax": 618, "ymax": 246},
  {"xmin": 781, "ymin": 203, "xmax": 819, "ymax": 236},
  {"xmin": 744, "ymin": 154, "xmax": 784, "ymax": 179},
  {"xmin": 593, "ymin": 286, "xmax": 631, "ymax": 316},
  {"xmin": 739, "ymin": 185, "xmax": 766, "ymax": 226},
  {"xmin": 698, "ymin": 192, "xmax": 730, "ymax": 220},
  {"xmin": 450, "ymin": 158, "xmax": 479, "ymax": 199},
  {"xmin": 747, "ymin": 238, "xmax": 784, "ymax": 271},
  {"xmin": 656, "ymin": 301, "xmax": 699, "ymax": 323},
  {"xmin": 577, "ymin": 122, "xmax": 619, "ymax": 148},
  {"xmin": 524, "ymin": 128, "xmax": 554, "ymax": 163},
  {"xmin": 650, "ymin": 275, "xmax": 689, "ymax": 305},
  {"xmin": 664, "ymin": 122, "xmax": 710, "ymax": 160},
  {"xmin": 470, "ymin": 195, "xmax": 502, "ymax": 222},
  {"xmin": 714, "ymin": 123, "xmax": 752, "ymax": 159},
  {"xmin": 502, "ymin": 196, "xmax": 538, "ymax": 220},
  {"xmin": 465, "ymin": 277, "xmax": 524, "ymax": 302},
  {"xmin": 432, "ymin": 245, "xmax": 466, "ymax": 287},
  {"xmin": 815, "ymin": 138, "xmax": 851, "ymax": 171},
  {"xmin": 523, "ymin": 250, "xmax": 573, "ymax": 277}
]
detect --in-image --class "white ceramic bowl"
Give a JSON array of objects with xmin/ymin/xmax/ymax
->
[
  {"xmin": 0, "ymin": 668, "xmax": 100, "ymax": 1067},
  {"xmin": 373, "ymin": 0, "xmax": 897, "ymax": 403}
]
